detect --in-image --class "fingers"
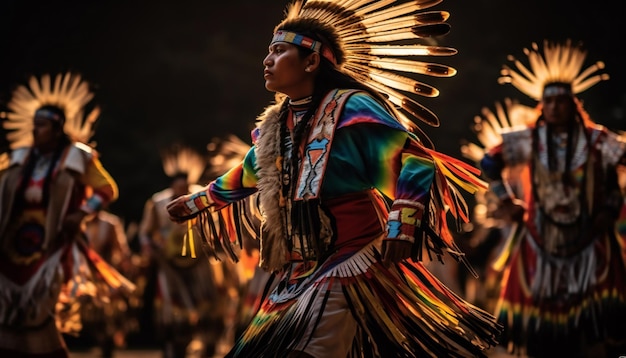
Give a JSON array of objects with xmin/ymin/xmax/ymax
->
[
  {"xmin": 165, "ymin": 197, "xmax": 191, "ymax": 222},
  {"xmin": 165, "ymin": 198, "xmax": 180, "ymax": 214},
  {"xmin": 167, "ymin": 210, "xmax": 189, "ymax": 223},
  {"xmin": 381, "ymin": 240, "xmax": 412, "ymax": 266}
]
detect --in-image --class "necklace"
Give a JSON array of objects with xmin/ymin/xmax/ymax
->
[{"xmin": 289, "ymin": 95, "xmax": 312, "ymax": 106}]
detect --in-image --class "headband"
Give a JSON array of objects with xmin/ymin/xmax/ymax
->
[
  {"xmin": 542, "ymin": 83, "xmax": 573, "ymax": 99},
  {"xmin": 35, "ymin": 108, "xmax": 64, "ymax": 124},
  {"xmin": 271, "ymin": 30, "xmax": 337, "ymax": 65}
]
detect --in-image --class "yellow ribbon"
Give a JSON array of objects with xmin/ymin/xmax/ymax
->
[{"xmin": 181, "ymin": 219, "xmax": 197, "ymax": 258}]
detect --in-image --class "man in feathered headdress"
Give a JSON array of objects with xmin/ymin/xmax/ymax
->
[
  {"xmin": 479, "ymin": 40, "xmax": 626, "ymax": 357},
  {"xmin": 0, "ymin": 72, "xmax": 133, "ymax": 357},
  {"xmin": 166, "ymin": 1, "xmax": 502, "ymax": 357}
]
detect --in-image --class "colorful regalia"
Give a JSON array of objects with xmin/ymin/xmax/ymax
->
[
  {"xmin": 183, "ymin": 88, "xmax": 501, "ymax": 357},
  {"xmin": 478, "ymin": 40, "xmax": 626, "ymax": 356},
  {"xmin": 0, "ymin": 72, "xmax": 134, "ymax": 357},
  {"xmin": 170, "ymin": 1, "xmax": 503, "ymax": 357}
]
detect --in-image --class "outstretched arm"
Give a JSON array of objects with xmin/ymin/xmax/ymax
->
[{"xmin": 167, "ymin": 146, "xmax": 259, "ymax": 222}]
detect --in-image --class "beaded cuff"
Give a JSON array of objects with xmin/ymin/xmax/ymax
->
[
  {"xmin": 184, "ymin": 190, "xmax": 213, "ymax": 215},
  {"xmin": 386, "ymin": 199, "xmax": 425, "ymax": 243}
]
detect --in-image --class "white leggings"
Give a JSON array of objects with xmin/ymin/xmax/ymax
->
[{"xmin": 292, "ymin": 282, "xmax": 358, "ymax": 358}]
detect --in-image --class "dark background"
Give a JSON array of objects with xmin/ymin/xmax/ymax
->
[{"xmin": 1, "ymin": 0, "xmax": 624, "ymax": 227}]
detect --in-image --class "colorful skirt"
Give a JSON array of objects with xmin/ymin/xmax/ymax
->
[
  {"xmin": 227, "ymin": 237, "xmax": 501, "ymax": 358},
  {"xmin": 495, "ymin": 229, "xmax": 626, "ymax": 356}
]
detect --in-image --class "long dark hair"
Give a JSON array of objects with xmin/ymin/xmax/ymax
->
[{"xmin": 534, "ymin": 96, "xmax": 591, "ymax": 178}]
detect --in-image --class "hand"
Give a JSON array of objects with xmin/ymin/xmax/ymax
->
[
  {"xmin": 166, "ymin": 194, "xmax": 195, "ymax": 223},
  {"xmin": 382, "ymin": 240, "xmax": 413, "ymax": 266}
]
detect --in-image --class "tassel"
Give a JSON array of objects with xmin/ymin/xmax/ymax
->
[
  {"xmin": 187, "ymin": 219, "xmax": 196, "ymax": 258},
  {"xmin": 181, "ymin": 227, "xmax": 187, "ymax": 257}
]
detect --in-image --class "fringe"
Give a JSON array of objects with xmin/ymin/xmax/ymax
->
[
  {"xmin": 0, "ymin": 239, "xmax": 135, "ymax": 337},
  {"xmin": 496, "ymin": 233, "xmax": 626, "ymax": 355},
  {"xmin": 0, "ymin": 249, "xmax": 65, "ymax": 327},
  {"xmin": 226, "ymin": 241, "xmax": 501, "ymax": 358}
]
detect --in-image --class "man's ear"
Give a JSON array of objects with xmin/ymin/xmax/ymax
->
[{"xmin": 306, "ymin": 52, "xmax": 321, "ymax": 72}]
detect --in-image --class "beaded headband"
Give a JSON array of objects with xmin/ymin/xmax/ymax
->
[
  {"xmin": 271, "ymin": 0, "xmax": 458, "ymax": 128},
  {"xmin": 271, "ymin": 30, "xmax": 337, "ymax": 65}
]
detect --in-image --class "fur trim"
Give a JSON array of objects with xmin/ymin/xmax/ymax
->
[{"xmin": 254, "ymin": 102, "xmax": 289, "ymax": 272}]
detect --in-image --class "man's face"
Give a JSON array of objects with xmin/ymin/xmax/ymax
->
[
  {"xmin": 263, "ymin": 42, "xmax": 313, "ymax": 98},
  {"xmin": 32, "ymin": 115, "xmax": 60, "ymax": 152},
  {"xmin": 542, "ymin": 94, "xmax": 574, "ymax": 127}
]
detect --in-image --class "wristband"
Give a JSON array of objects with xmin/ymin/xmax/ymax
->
[
  {"xmin": 80, "ymin": 193, "xmax": 104, "ymax": 214},
  {"xmin": 184, "ymin": 191, "xmax": 213, "ymax": 215},
  {"xmin": 386, "ymin": 199, "xmax": 425, "ymax": 243}
]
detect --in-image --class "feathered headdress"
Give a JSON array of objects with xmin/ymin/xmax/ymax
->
[
  {"xmin": 160, "ymin": 144, "xmax": 206, "ymax": 185},
  {"xmin": 0, "ymin": 152, "xmax": 8, "ymax": 171},
  {"xmin": 1, "ymin": 72, "xmax": 100, "ymax": 149},
  {"xmin": 460, "ymin": 98, "xmax": 535, "ymax": 163},
  {"xmin": 272, "ymin": 0, "xmax": 457, "ymax": 128},
  {"xmin": 498, "ymin": 39, "xmax": 610, "ymax": 101}
]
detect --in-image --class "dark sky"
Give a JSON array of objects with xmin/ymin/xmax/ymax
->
[{"xmin": 1, "ymin": 0, "xmax": 624, "ymax": 225}]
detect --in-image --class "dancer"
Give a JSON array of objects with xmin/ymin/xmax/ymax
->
[
  {"xmin": 0, "ymin": 72, "xmax": 134, "ymax": 357},
  {"xmin": 480, "ymin": 40, "xmax": 626, "ymax": 357},
  {"xmin": 167, "ymin": 1, "xmax": 502, "ymax": 357}
]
